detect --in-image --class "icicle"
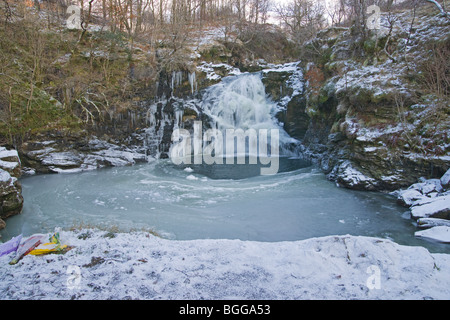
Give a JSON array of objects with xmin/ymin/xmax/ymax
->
[
  {"xmin": 174, "ymin": 110, "xmax": 184, "ymax": 130},
  {"xmin": 188, "ymin": 72, "xmax": 197, "ymax": 95},
  {"xmin": 171, "ymin": 71, "xmax": 183, "ymax": 92},
  {"xmin": 171, "ymin": 72, "xmax": 175, "ymax": 91},
  {"xmin": 144, "ymin": 102, "xmax": 166, "ymax": 158}
]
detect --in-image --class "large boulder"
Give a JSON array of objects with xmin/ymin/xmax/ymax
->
[
  {"xmin": 331, "ymin": 160, "xmax": 379, "ymax": 191},
  {"xmin": 410, "ymin": 194, "xmax": 450, "ymax": 220},
  {"xmin": 397, "ymin": 178, "xmax": 445, "ymax": 207},
  {"xmin": 415, "ymin": 226, "xmax": 450, "ymax": 243}
]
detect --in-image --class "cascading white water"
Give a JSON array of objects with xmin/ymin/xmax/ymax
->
[
  {"xmin": 200, "ymin": 73, "xmax": 298, "ymax": 154},
  {"xmin": 147, "ymin": 72, "xmax": 299, "ymax": 161},
  {"xmin": 202, "ymin": 74, "xmax": 275, "ymax": 130}
]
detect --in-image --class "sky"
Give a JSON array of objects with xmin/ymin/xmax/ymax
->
[{"xmin": 267, "ymin": 0, "xmax": 336, "ymax": 25}]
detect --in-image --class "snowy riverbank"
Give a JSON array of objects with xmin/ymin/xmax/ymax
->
[{"xmin": 1, "ymin": 229, "xmax": 449, "ymax": 300}]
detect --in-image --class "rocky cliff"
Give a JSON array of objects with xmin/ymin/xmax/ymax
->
[{"xmin": 287, "ymin": 6, "xmax": 449, "ymax": 191}]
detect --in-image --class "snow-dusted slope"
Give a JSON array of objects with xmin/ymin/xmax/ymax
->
[{"xmin": 1, "ymin": 230, "xmax": 449, "ymax": 300}]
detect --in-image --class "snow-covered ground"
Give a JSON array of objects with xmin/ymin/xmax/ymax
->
[{"xmin": 1, "ymin": 230, "xmax": 449, "ymax": 300}]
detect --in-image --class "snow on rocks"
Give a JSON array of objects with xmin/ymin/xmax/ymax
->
[
  {"xmin": 21, "ymin": 138, "xmax": 148, "ymax": 174},
  {"xmin": 262, "ymin": 61, "xmax": 301, "ymax": 74},
  {"xmin": 0, "ymin": 149, "xmax": 20, "ymax": 179},
  {"xmin": 409, "ymin": 179, "xmax": 443, "ymax": 195},
  {"xmin": 334, "ymin": 64, "xmax": 409, "ymax": 102},
  {"xmin": 342, "ymin": 116, "xmax": 408, "ymax": 143},
  {"xmin": 0, "ymin": 147, "xmax": 21, "ymax": 177},
  {"xmin": 396, "ymin": 189, "xmax": 423, "ymax": 207},
  {"xmin": 1, "ymin": 230, "xmax": 449, "ymax": 300},
  {"xmin": 0, "ymin": 147, "xmax": 20, "ymax": 162},
  {"xmin": 397, "ymin": 176, "xmax": 450, "ymax": 221},
  {"xmin": 0, "ymin": 169, "xmax": 12, "ymax": 184},
  {"xmin": 41, "ymin": 151, "xmax": 83, "ymax": 167},
  {"xmin": 397, "ymin": 175, "xmax": 448, "ymax": 206},
  {"xmin": 397, "ymin": 179, "xmax": 444, "ymax": 207},
  {"xmin": 410, "ymin": 195, "xmax": 450, "ymax": 220},
  {"xmin": 417, "ymin": 218, "xmax": 450, "ymax": 229},
  {"xmin": 332, "ymin": 160, "xmax": 378, "ymax": 191},
  {"xmin": 395, "ymin": 170, "xmax": 450, "ymax": 244},
  {"xmin": 415, "ymin": 227, "xmax": 450, "ymax": 244},
  {"xmin": 196, "ymin": 61, "xmax": 242, "ymax": 82},
  {"xmin": 0, "ymin": 172, "xmax": 23, "ymax": 229},
  {"xmin": 441, "ymin": 169, "xmax": 450, "ymax": 189},
  {"xmin": 262, "ymin": 61, "xmax": 304, "ymax": 109}
]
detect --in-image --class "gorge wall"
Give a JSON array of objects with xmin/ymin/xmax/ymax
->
[
  {"xmin": 1, "ymin": 5, "xmax": 449, "ymax": 229},
  {"xmin": 278, "ymin": 7, "xmax": 449, "ymax": 191}
]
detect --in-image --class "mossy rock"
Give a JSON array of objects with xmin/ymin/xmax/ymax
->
[{"xmin": 261, "ymin": 71, "xmax": 293, "ymax": 101}]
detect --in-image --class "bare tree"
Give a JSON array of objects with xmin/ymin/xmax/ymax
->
[
  {"xmin": 326, "ymin": 0, "xmax": 348, "ymax": 26},
  {"xmin": 275, "ymin": 0, "xmax": 325, "ymax": 44}
]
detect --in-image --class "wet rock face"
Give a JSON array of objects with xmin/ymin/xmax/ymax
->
[
  {"xmin": 261, "ymin": 71, "xmax": 294, "ymax": 102},
  {"xmin": 0, "ymin": 148, "xmax": 24, "ymax": 229},
  {"xmin": 260, "ymin": 64, "xmax": 310, "ymax": 142},
  {"xmin": 282, "ymin": 95, "xmax": 310, "ymax": 140}
]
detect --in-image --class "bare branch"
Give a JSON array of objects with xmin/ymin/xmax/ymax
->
[{"xmin": 424, "ymin": 0, "xmax": 449, "ymax": 17}]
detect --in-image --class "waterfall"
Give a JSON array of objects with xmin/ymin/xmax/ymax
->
[
  {"xmin": 201, "ymin": 73, "xmax": 298, "ymax": 154},
  {"xmin": 146, "ymin": 72, "xmax": 300, "ymax": 160}
]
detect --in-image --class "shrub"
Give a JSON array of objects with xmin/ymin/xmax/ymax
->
[{"xmin": 418, "ymin": 39, "xmax": 450, "ymax": 98}]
